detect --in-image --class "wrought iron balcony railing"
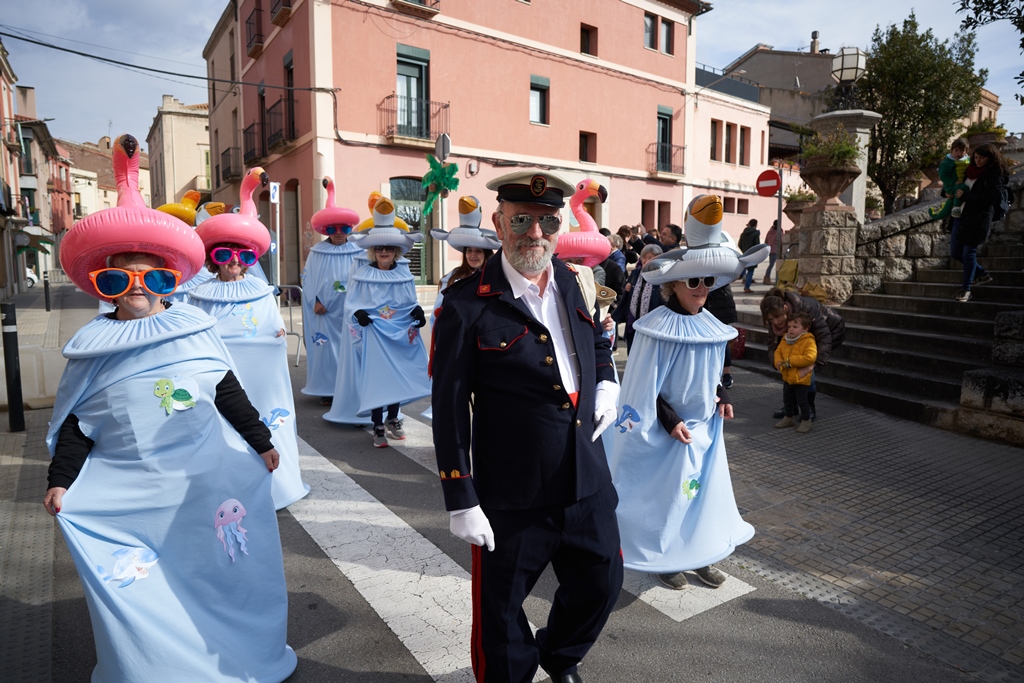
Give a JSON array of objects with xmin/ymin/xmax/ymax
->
[
  {"xmin": 271, "ymin": 0, "xmax": 292, "ymax": 26},
  {"xmin": 222, "ymin": 147, "xmax": 243, "ymax": 181},
  {"xmin": 246, "ymin": 8, "xmax": 264, "ymax": 58},
  {"xmin": 266, "ymin": 97, "xmax": 295, "ymax": 150},
  {"xmin": 379, "ymin": 94, "xmax": 449, "ymax": 142},
  {"xmin": 243, "ymin": 124, "xmax": 264, "ymax": 164},
  {"xmin": 647, "ymin": 142, "xmax": 685, "ymax": 175}
]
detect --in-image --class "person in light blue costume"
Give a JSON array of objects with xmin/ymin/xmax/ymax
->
[
  {"xmin": 161, "ymin": 201, "xmax": 223, "ymax": 304},
  {"xmin": 43, "ymin": 134, "xmax": 295, "ymax": 683},
  {"xmin": 608, "ymin": 193, "xmax": 768, "ymax": 591},
  {"xmin": 301, "ymin": 177, "xmax": 363, "ymax": 405},
  {"xmin": 190, "ymin": 166, "xmax": 309, "ymax": 510},
  {"xmin": 323, "ymin": 192, "xmax": 430, "ymax": 448}
]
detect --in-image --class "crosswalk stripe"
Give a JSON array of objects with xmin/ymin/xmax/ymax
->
[
  {"xmin": 387, "ymin": 413, "xmax": 756, "ymax": 623},
  {"xmin": 289, "ymin": 437, "xmax": 545, "ymax": 682}
]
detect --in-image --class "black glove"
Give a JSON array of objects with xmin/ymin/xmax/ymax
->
[
  {"xmin": 411, "ymin": 305, "xmax": 426, "ymax": 328},
  {"xmin": 354, "ymin": 309, "xmax": 372, "ymax": 327}
]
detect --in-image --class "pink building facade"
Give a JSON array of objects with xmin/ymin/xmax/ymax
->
[{"xmin": 219, "ymin": 0, "xmax": 775, "ymax": 285}]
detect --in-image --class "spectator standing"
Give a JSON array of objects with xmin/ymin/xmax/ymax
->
[
  {"xmin": 617, "ymin": 225, "xmax": 642, "ymax": 264},
  {"xmin": 738, "ymin": 219, "xmax": 760, "ymax": 292},
  {"xmin": 763, "ymin": 220, "xmax": 779, "ymax": 284},
  {"xmin": 614, "ymin": 244, "xmax": 664, "ymax": 351},
  {"xmin": 773, "ymin": 311, "xmax": 818, "ymax": 434},
  {"xmin": 659, "ymin": 222, "xmax": 683, "ymax": 250},
  {"xmin": 952, "ymin": 143, "xmax": 1009, "ymax": 303}
]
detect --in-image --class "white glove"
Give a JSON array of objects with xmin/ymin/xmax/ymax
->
[
  {"xmin": 592, "ymin": 380, "xmax": 620, "ymax": 442},
  {"xmin": 449, "ymin": 506, "xmax": 495, "ymax": 551}
]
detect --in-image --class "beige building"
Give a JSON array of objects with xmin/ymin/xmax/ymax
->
[
  {"xmin": 203, "ymin": 2, "xmax": 243, "ymax": 207},
  {"xmin": 59, "ymin": 137, "xmax": 152, "ymax": 211},
  {"xmin": 960, "ymin": 86, "xmax": 1001, "ymax": 133},
  {"xmin": 146, "ymin": 95, "xmax": 211, "ymax": 208}
]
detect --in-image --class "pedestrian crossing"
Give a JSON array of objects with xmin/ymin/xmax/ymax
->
[{"xmin": 289, "ymin": 415, "xmax": 754, "ymax": 682}]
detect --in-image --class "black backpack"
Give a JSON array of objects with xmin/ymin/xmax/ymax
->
[{"xmin": 993, "ymin": 177, "xmax": 1011, "ymax": 222}]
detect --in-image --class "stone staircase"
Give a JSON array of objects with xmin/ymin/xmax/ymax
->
[{"xmin": 734, "ymin": 243, "xmax": 1024, "ymax": 434}]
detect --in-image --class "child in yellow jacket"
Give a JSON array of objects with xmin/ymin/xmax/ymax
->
[{"xmin": 774, "ymin": 312, "xmax": 818, "ymax": 433}]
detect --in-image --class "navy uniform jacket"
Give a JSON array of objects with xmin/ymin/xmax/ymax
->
[{"xmin": 431, "ymin": 254, "xmax": 617, "ymax": 511}]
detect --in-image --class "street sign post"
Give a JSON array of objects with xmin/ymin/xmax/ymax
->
[
  {"xmin": 269, "ymin": 182, "xmax": 281, "ymax": 293},
  {"xmin": 757, "ymin": 170, "xmax": 784, "ymax": 277}
]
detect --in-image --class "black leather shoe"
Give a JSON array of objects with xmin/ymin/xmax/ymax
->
[
  {"xmin": 543, "ymin": 673, "xmax": 582, "ymax": 683},
  {"xmin": 772, "ymin": 408, "xmax": 785, "ymax": 419}
]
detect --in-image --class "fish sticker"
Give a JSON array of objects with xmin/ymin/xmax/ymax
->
[
  {"xmin": 311, "ymin": 332, "xmax": 329, "ymax": 346},
  {"xmin": 261, "ymin": 408, "xmax": 290, "ymax": 430},
  {"xmin": 615, "ymin": 404, "xmax": 641, "ymax": 433},
  {"xmin": 96, "ymin": 546, "xmax": 159, "ymax": 588}
]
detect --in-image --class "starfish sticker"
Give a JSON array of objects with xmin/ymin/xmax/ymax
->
[{"xmin": 378, "ymin": 305, "xmax": 396, "ymax": 320}]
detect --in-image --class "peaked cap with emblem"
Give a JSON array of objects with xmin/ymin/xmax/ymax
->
[{"xmin": 486, "ymin": 169, "xmax": 575, "ymax": 208}]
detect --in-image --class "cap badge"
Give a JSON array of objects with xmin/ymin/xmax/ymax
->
[{"xmin": 530, "ymin": 175, "xmax": 547, "ymax": 196}]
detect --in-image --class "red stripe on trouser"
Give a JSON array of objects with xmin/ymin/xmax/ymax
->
[
  {"xmin": 569, "ymin": 391, "xmax": 579, "ymax": 409},
  {"xmin": 471, "ymin": 544, "xmax": 486, "ymax": 682}
]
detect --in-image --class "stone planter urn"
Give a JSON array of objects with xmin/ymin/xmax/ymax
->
[
  {"xmin": 967, "ymin": 132, "xmax": 1007, "ymax": 152},
  {"xmin": 783, "ymin": 199, "xmax": 815, "ymax": 229},
  {"xmin": 799, "ymin": 154, "xmax": 862, "ymax": 212}
]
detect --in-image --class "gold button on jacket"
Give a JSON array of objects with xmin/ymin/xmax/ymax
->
[
  {"xmin": 544, "ymin": 356, "xmax": 553, "ymax": 365},
  {"xmin": 561, "ymin": 402, "xmax": 571, "ymax": 410},
  {"xmin": 539, "ymin": 333, "xmax": 549, "ymax": 342}
]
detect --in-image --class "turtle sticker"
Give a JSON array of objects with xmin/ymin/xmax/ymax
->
[
  {"xmin": 154, "ymin": 375, "xmax": 200, "ymax": 416},
  {"xmin": 333, "ymin": 281, "xmax": 346, "ymax": 292}
]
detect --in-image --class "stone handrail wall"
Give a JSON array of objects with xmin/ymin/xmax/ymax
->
[{"xmin": 851, "ymin": 168, "xmax": 1024, "ymax": 293}]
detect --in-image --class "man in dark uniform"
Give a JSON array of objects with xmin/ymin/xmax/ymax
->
[{"xmin": 431, "ymin": 170, "xmax": 623, "ymax": 683}]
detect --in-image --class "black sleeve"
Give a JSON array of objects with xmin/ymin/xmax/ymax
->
[
  {"xmin": 215, "ymin": 370, "xmax": 274, "ymax": 454},
  {"xmin": 48, "ymin": 414, "xmax": 94, "ymax": 489},
  {"xmin": 656, "ymin": 395, "xmax": 682, "ymax": 434}
]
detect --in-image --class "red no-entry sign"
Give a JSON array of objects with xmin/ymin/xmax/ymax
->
[{"xmin": 756, "ymin": 169, "xmax": 782, "ymax": 197}]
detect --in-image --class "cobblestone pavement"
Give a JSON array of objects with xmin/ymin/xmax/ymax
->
[{"xmin": 720, "ymin": 369, "xmax": 1024, "ymax": 682}]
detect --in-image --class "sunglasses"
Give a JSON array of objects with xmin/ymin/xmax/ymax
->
[
  {"xmin": 685, "ymin": 276, "xmax": 716, "ymax": 289},
  {"xmin": 503, "ymin": 213, "xmax": 562, "ymax": 236},
  {"xmin": 210, "ymin": 247, "xmax": 258, "ymax": 266},
  {"xmin": 373, "ymin": 245, "xmax": 398, "ymax": 253},
  {"xmin": 89, "ymin": 267, "xmax": 182, "ymax": 299},
  {"xmin": 324, "ymin": 224, "xmax": 354, "ymax": 235}
]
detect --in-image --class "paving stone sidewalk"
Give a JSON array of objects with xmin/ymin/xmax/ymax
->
[{"xmin": 720, "ymin": 369, "xmax": 1024, "ymax": 682}]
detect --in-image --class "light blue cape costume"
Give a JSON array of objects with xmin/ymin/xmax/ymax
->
[
  {"xmin": 300, "ymin": 240, "xmax": 362, "ymax": 396},
  {"xmin": 165, "ymin": 267, "xmax": 216, "ymax": 304},
  {"xmin": 323, "ymin": 260, "xmax": 430, "ymax": 423},
  {"xmin": 189, "ymin": 276, "xmax": 309, "ymax": 509},
  {"xmin": 607, "ymin": 306, "xmax": 754, "ymax": 572},
  {"xmin": 46, "ymin": 303, "xmax": 296, "ymax": 683}
]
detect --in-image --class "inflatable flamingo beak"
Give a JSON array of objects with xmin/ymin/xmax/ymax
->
[
  {"xmin": 259, "ymin": 171, "xmax": 269, "ymax": 186},
  {"xmin": 597, "ymin": 185, "xmax": 608, "ymax": 203},
  {"xmin": 322, "ymin": 178, "xmax": 329, "ymax": 189},
  {"xmin": 119, "ymin": 135, "xmax": 138, "ymax": 158}
]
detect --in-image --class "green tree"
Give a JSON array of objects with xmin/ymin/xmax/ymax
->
[
  {"xmin": 854, "ymin": 13, "xmax": 986, "ymax": 214},
  {"xmin": 957, "ymin": 0, "xmax": 1024, "ymax": 104}
]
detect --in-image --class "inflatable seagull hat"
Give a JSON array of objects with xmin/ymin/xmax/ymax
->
[
  {"xmin": 641, "ymin": 194, "xmax": 768, "ymax": 290},
  {"xmin": 348, "ymin": 191, "xmax": 423, "ymax": 254},
  {"xmin": 430, "ymin": 196, "xmax": 501, "ymax": 252}
]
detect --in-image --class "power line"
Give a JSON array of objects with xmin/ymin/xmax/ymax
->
[
  {"xmin": 0, "ymin": 31, "xmax": 336, "ymax": 93},
  {"xmin": 0, "ymin": 22, "xmax": 206, "ymax": 68}
]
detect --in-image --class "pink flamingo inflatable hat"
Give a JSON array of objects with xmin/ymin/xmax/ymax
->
[
  {"xmin": 555, "ymin": 178, "xmax": 611, "ymax": 269},
  {"xmin": 310, "ymin": 177, "xmax": 359, "ymax": 235},
  {"xmin": 194, "ymin": 167, "xmax": 272, "ymax": 256},
  {"xmin": 59, "ymin": 134, "xmax": 206, "ymax": 301},
  {"xmin": 430, "ymin": 196, "xmax": 502, "ymax": 252}
]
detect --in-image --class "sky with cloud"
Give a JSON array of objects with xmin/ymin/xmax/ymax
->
[{"xmin": 0, "ymin": 0, "xmax": 1020, "ymax": 151}]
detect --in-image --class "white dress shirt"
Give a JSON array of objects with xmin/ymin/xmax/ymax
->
[{"xmin": 501, "ymin": 255, "xmax": 581, "ymax": 397}]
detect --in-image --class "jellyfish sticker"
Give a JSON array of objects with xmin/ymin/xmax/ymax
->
[{"xmin": 214, "ymin": 498, "xmax": 249, "ymax": 562}]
